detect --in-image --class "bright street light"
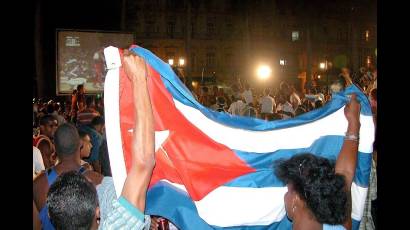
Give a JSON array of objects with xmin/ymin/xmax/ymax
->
[
  {"xmin": 179, "ymin": 58, "xmax": 185, "ymax": 66},
  {"xmin": 257, "ymin": 65, "xmax": 272, "ymax": 80},
  {"xmin": 319, "ymin": 62, "xmax": 326, "ymax": 70},
  {"xmin": 280, "ymin": 59, "xmax": 285, "ymax": 66},
  {"xmin": 168, "ymin": 59, "xmax": 174, "ymax": 66}
]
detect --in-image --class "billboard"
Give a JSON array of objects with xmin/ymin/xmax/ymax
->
[{"xmin": 56, "ymin": 30, "xmax": 135, "ymax": 94}]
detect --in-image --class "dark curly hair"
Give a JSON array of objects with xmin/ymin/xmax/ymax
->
[{"xmin": 274, "ymin": 153, "xmax": 348, "ymax": 225}]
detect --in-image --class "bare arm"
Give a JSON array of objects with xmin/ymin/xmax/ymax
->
[
  {"xmin": 120, "ymin": 50, "xmax": 155, "ymax": 212},
  {"xmin": 335, "ymin": 94, "xmax": 361, "ymax": 230}
]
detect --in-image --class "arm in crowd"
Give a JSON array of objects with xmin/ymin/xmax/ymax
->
[
  {"xmin": 335, "ymin": 93, "xmax": 361, "ymax": 230},
  {"xmin": 120, "ymin": 50, "xmax": 156, "ymax": 212}
]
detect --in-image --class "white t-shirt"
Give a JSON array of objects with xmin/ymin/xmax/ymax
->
[
  {"xmin": 33, "ymin": 146, "xmax": 45, "ymax": 177},
  {"xmin": 290, "ymin": 93, "xmax": 301, "ymax": 109},
  {"xmin": 228, "ymin": 100, "xmax": 246, "ymax": 116},
  {"xmin": 277, "ymin": 102, "xmax": 295, "ymax": 119},
  {"xmin": 260, "ymin": 96, "xmax": 276, "ymax": 114},
  {"xmin": 242, "ymin": 90, "xmax": 253, "ymax": 105}
]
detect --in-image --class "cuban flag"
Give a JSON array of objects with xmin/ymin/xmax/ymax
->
[{"xmin": 103, "ymin": 45, "xmax": 375, "ymax": 230}]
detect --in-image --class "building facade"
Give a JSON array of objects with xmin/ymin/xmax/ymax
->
[{"xmin": 124, "ymin": 0, "xmax": 376, "ymax": 86}]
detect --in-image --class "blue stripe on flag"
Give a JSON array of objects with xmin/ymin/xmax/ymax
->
[{"xmin": 225, "ymin": 136, "xmax": 371, "ymax": 187}]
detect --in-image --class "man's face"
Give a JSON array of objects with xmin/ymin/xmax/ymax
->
[{"xmin": 40, "ymin": 120, "xmax": 58, "ymax": 138}]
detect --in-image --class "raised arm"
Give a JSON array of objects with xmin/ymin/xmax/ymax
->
[
  {"xmin": 335, "ymin": 93, "xmax": 361, "ymax": 229},
  {"xmin": 120, "ymin": 50, "xmax": 155, "ymax": 212}
]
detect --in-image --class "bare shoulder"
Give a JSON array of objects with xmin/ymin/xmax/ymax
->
[{"xmin": 33, "ymin": 171, "xmax": 48, "ymax": 210}]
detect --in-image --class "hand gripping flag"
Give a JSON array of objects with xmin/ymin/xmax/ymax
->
[{"xmin": 103, "ymin": 45, "xmax": 375, "ymax": 230}]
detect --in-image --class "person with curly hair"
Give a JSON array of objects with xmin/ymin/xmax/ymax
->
[{"xmin": 275, "ymin": 94, "xmax": 361, "ymax": 230}]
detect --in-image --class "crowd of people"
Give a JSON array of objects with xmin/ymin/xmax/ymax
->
[{"xmin": 33, "ymin": 55, "xmax": 377, "ymax": 230}]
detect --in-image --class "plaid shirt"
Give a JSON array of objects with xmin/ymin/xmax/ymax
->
[{"xmin": 101, "ymin": 196, "xmax": 150, "ymax": 230}]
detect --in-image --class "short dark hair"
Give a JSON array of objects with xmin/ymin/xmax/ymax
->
[
  {"xmin": 47, "ymin": 103, "xmax": 55, "ymax": 114},
  {"xmin": 47, "ymin": 171, "xmax": 98, "ymax": 230},
  {"xmin": 78, "ymin": 130, "xmax": 90, "ymax": 139},
  {"xmin": 91, "ymin": 116, "xmax": 105, "ymax": 127},
  {"xmin": 39, "ymin": 114, "xmax": 57, "ymax": 126},
  {"xmin": 315, "ymin": 100, "xmax": 323, "ymax": 108},
  {"xmin": 274, "ymin": 153, "xmax": 348, "ymax": 225},
  {"xmin": 77, "ymin": 84, "xmax": 84, "ymax": 91},
  {"xmin": 54, "ymin": 123, "xmax": 80, "ymax": 156}
]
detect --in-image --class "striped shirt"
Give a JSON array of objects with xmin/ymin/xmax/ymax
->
[{"xmin": 77, "ymin": 108, "xmax": 100, "ymax": 126}]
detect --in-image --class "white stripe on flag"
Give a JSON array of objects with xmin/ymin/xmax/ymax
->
[
  {"xmin": 162, "ymin": 180, "xmax": 367, "ymax": 227},
  {"xmin": 104, "ymin": 66, "xmax": 127, "ymax": 198},
  {"xmin": 173, "ymin": 99, "xmax": 375, "ymax": 154},
  {"xmin": 351, "ymin": 183, "xmax": 368, "ymax": 221}
]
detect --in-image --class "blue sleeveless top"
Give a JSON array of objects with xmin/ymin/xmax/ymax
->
[{"xmin": 39, "ymin": 166, "xmax": 86, "ymax": 230}]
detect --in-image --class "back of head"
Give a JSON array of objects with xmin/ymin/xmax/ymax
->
[
  {"xmin": 91, "ymin": 116, "xmax": 105, "ymax": 127},
  {"xmin": 217, "ymin": 96, "xmax": 226, "ymax": 106},
  {"xmin": 315, "ymin": 100, "xmax": 323, "ymax": 109},
  {"xmin": 39, "ymin": 114, "xmax": 57, "ymax": 126},
  {"xmin": 47, "ymin": 103, "xmax": 55, "ymax": 114},
  {"xmin": 54, "ymin": 123, "xmax": 80, "ymax": 157},
  {"xmin": 77, "ymin": 84, "xmax": 84, "ymax": 92},
  {"xmin": 274, "ymin": 153, "xmax": 348, "ymax": 225},
  {"xmin": 264, "ymin": 88, "xmax": 271, "ymax": 96},
  {"xmin": 47, "ymin": 171, "xmax": 98, "ymax": 230}
]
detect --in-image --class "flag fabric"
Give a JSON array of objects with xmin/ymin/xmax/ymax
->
[{"xmin": 103, "ymin": 46, "xmax": 375, "ymax": 230}]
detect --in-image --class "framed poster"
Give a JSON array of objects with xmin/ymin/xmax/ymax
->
[{"xmin": 56, "ymin": 30, "xmax": 135, "ymax": 95}]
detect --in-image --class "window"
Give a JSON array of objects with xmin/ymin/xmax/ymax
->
[
  {"xmin": 207, "ymin": 22, "xmax": 215, "ymax": 36},
  {"xmin": 292, "ymin": 31, "xmax": 299, "ymax": 41},
  {"xmin": 166, "ymin": 52, "xmax": 175, "ymax": 63},
  {"xmin": 191, "ymin": 53, "xmax": 196, "ymax": 71},
  {"xmin": 206, "ymin": 52, "xmax": 216, "ymax": 68},
  {"xmin": 167, "ymin": 21, "xmax": 175, "ymax": 38}
]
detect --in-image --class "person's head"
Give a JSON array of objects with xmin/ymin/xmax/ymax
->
[
  {"xmin": 77, "ymin": 85, "xmax": 85, "ymax": 94},
  {"xmin": 264, "ymin": 88, "xmax": 271, "ymax": 96},
  {"xmin": 244, "ymin": 83, "xmax": 250, "ymax": 90},
  {"xmin": 315, "ymin": 100, "xmax": 323, "ymax": 109},
  {"xmin": 39, "ymin": 114, "xmax": 58, "ymax": 138},
  {"xmin": 54, "ymin": 103, "xmax": 61, "ymax": 113},
  {"xmin": 274, "ymin": 153, "xmax": 348, "ymax": 225},
  {"xmin": 85, "ymin": 96, "xmax": 95, "ymax": 109},
  {"xmin": 217, "ymin": 96, "xmax": 226, "ymax": 107},
  {"xmin": 91, "ymin": 116, "xmax": 105, "ymax": 134},
  {"xmin": 47, "ymin": 103, "xmax": 55, "ymax": 114},
  {"xmin": 47, "ymin": 171, "xmax": 100, "ymax": 230},
  {"xmin": 79, "ymin": 130, "xmax": 92, "ymax": 159},
  {"xmin": 54, "ymin": 123, "xmax": 81, "ymax": 159}
]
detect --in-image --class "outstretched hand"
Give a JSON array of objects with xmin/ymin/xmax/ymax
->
[
  {"xmin": 344, "ymin": 94, "xmax": 361, "ymax": 126},
  {"xmin": 123, "ymin": 49, "xmax": 147, "ymax": 82}
]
